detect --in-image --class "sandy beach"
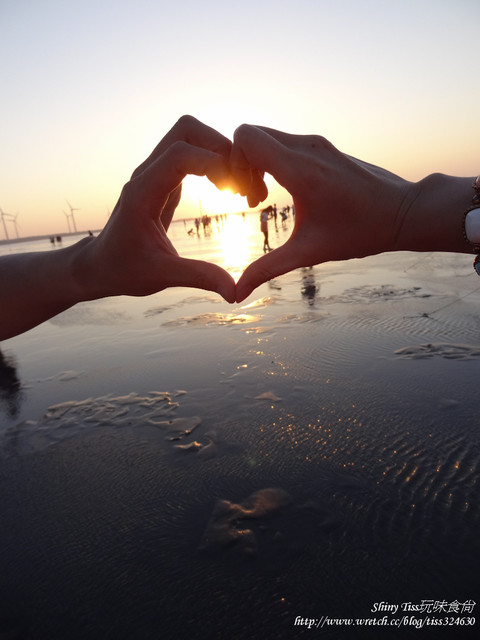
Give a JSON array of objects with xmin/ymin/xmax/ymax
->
[{"xmin": 1, "ymin": 212, "xmax": 479, "ymax": 639}]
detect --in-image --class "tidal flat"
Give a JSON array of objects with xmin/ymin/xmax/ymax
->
[{"xmin": 1, "ymin": 214, "xmax": 479, "ymax": 639}]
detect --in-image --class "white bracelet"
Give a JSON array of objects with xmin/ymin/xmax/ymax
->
[{"xmin": 463, "ymin": 176, "xmax": 480, "ymax": 274}]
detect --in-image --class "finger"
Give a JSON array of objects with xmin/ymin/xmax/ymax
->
[
  {"xmin": 166, "ymin": 255, "xmax": 236, "ymax": 303},
  {"xmin": 235, "ymin": 241, "xmax": 304, "ymax": 302},
  {"xmin": 161, "ymin": 185, "xmax": 182, "ymax": 231},
  {"xmin": 132, "ymin": 115, "xmax": 232, "ymax": 180},
  {"xmin": 247, "ymin": 169, "xmax": 269, "ymax": 208},
  {"xmin": 242, "ymin": 125, "xmax": 312, "ymax": 150},
  {"xmin": 123, "ymin": 142, "xmax": 233, "ymax": 220},
  {"xmin": 231, "ymin": 125, "xmax": 298, "ymax": 196},
  {"xmin": 157, "ymin": 141, "xmax": 233, "ymax": 194}
]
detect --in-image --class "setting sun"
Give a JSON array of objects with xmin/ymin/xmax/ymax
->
[{"xmin": 181, "ymin": 175, "xmax": 248, "ymax": 218}]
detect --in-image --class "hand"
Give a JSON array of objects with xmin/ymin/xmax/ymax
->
[
  {"xmin": 231, "ymin": 125, "xmax": 413, "ymax": 302},
  {"xmin": 75, "ymin": 115, "xmax": 265, "ymax": 303}
]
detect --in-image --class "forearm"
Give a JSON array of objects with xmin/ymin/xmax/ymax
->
[
  {"xmin": 0, "ymin": 238, "xmax": 94, "ymax": 341},
  {"xmin": 393, "ymin": 173, "xmax": 474, "ymax": 254}
]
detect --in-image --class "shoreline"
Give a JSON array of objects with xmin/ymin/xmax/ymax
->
[
  {"xmin": 0, "ymin": 210, "xmax": 264, "ymax": 247},
  {"xmin": 0, "ymin": 230, "xmax": 101, "ymax": 247}
]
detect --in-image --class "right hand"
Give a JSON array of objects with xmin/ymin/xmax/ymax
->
[{"xmin": 231, "ymin": 124, "xmax": 412, "ymax": 302}]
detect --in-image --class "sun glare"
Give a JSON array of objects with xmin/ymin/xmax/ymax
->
[
  {"xmin": 220, "ymin": 214, "xmax": 253, "ymax": 280},
  {"xmin": 182, "ymin": 175, "xmax": 248, "ymax": 217}
]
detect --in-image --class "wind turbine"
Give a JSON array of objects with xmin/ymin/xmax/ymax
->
[
  {"xmin": 63, "ymin": 210, "xmax": 72, "ymax": 233},
  {"xmin": 9, "ymin": 213, "xmax": 20, "ymax": 238},
  {"xmin": 66, "ymin": 200, "xmax": 79, "ymax": 233},
  {"xmin": 0, "ymin": 208, "xmax": 10, "ymax": 241}
]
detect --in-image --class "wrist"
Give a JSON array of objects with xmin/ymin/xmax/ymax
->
[
  {"xmin": 69, "ymin": 235, "xmax": 109, "ymax": 302},
  {"xmin": 393, "ymin": 173, "xmax": 474, "ymax": 254}
]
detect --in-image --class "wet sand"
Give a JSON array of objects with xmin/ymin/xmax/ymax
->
[{"xmin": 1, "ymin": 214, "xmax": 479, "ymax": 639}]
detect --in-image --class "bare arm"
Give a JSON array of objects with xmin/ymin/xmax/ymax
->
[
  {"xmin": 0, "ymin": 241, "xmax": 93, "ymax": 339},
  {"xmin": 231, "ymin": 124, "xmax": 474, "ymax": 301}
]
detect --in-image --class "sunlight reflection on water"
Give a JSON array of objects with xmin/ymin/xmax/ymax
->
[
  {"xmin": 174, "ymin": 211, "xmax": 269, "ymax": 279},
  {"xmin": 220, "ymin": 214, "xmax": 256, "ymax": 279}
]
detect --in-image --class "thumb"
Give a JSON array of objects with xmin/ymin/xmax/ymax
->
[
  {"xmin": 168, "ymin": 256, "xmax": 236, "ymax": 303},
  {"xmin": 231, "ymin": 125, "xmax": 294, "ymax": 201},
  {"xmin": 235, "ymin": 240, "xmax": 303, "ymax": 302}
]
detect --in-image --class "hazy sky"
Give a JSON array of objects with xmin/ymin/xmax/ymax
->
[{"xmin": 1, "ymin": 0, "xmax": 479, "ymax": 237}]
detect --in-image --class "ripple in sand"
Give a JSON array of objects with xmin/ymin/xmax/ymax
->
[
  {"xmin": 241, "ymin": 326, "xmax": 275, "ymax": 335},
  {"xmin": 144, "ymin": 305, "xmax": 171, "ymax": 317},
  {"xmin": 437, "ymin": 398, "xmax": 460, "ymax": 410},
  {"xmin": 275, "ymin": 312, "xmax": 328, "ymax": 324},
  {"xmin": 254, "ymin": 392, "xmax": 281, "ymax": 402},
  {"xmin": 3, "ymin": 391, "xmax": 184, "ymax": 455},
  {"xmin": 148, "ymin": 416, "xmax": 201, "ymax": 440},
  {"xmin": 323, "ymin": 284, "xmax": 432, "ymax": 305},
  {"xmin": 2, "ymin": 390, "xmax": 233, "ymax": 463},
  {"xmin": 145, "ymin": 295, "xmax": 221, "ymax": 317},
  {"xmin": 199, "ymin": 488, "xmax": 291, "ymax": 556},
  {"xmin": 49, "ymin": 302, "xmax": 131, "ymax": 326},
  {"xmin": 173, "ymin": 440, "xmax": 203, "ymax": 452},
  {"xmin": 394, "ymin": 342, "xmax": 480, "ymax": 360},
  {"xmin": 240, "ymin": 296, "xmax": 279, "ymax": 310},
  {"xmin": 36, "ymin": 369, "xmax": 85, "ymax": 384},
  {"xmin": 162, "ymin": 312, "xmax": 259, "ymax": 328},
  {"xmin": 362, "ymin": 426, "xmax": 480, "ymax": 561}
]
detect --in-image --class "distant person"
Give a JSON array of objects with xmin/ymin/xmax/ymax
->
[
  {"xmin": 260, "ymin": 206, "xmax": 272, "ymax": 252},
  {"xmin": 230, "ymin": 123, "xmax": 479, "ymax": 302},
  {"xmin": 0, "ymin": 116, "xmax": 267, "ymax": 341},
  {"xmin": 201, "ymin": 214, "xmax": 211, "ymax": 234}
]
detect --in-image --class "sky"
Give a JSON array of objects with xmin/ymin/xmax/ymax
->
[{"xmin": 0, "ymin": 0, "xmax": 479, "ymax": 238}]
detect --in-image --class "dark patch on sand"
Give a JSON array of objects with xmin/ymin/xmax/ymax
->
[
  {"xmin": 394, "ymin": 342, "xmax": 480, "ymax": 360},
  {"xmin": 199, "ymin": 488, "xmax": 291, "ymax": 556},
  {"xmin": 324, "ymin": 284, "xmax": 431, "ymax": 305}
]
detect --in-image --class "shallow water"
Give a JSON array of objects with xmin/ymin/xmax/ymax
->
[{"xmin": 1, "ymin": 214, "xmax": 479, "ymax": 639}]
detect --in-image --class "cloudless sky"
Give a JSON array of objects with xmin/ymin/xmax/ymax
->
[{"xmin": 0, "ymin": 0, "xmax": 479, "ymax": 237}]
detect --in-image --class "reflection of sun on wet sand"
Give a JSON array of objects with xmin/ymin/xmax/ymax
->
[
  {"xmin": 162, "ymin": 312, "xmax": 260, "ymax": 327},
  {"xmin": 239, "ymin": 296, "xmax": 278, "ymax": 309}
]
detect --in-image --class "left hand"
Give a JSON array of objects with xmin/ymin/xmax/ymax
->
[{"xmin": 74, "ymin": 115, "xmax": 263, "ymax": 303}]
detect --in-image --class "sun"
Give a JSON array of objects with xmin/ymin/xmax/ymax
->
[{"xmin": 181, "ymin": 175, "xmax": 248, "ymax": 217}]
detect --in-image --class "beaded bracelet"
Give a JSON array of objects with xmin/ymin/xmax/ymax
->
[{"xmin": 463, "ymin": 175, "xmax": 480, "ymax": 274}]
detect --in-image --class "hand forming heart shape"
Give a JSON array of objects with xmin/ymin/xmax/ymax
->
[
  {"xmin": 77, "ymin": 115, "xmax": 416, "ymax": 308},
  {"xmin": 0, "ymin": 115, "xmax": 466, "ymax": 342}
]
